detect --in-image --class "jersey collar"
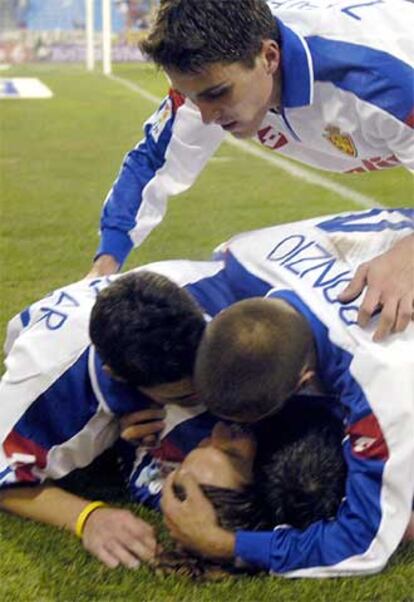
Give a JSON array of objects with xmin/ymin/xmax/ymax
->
[{"xmin": 277, "ymin": 17, "xmax": 314, "ymax": 109}]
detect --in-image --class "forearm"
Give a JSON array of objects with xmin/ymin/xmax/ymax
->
[{"xmin": 0, "ymin": 483, "xmax": 91, "ymax": 533}]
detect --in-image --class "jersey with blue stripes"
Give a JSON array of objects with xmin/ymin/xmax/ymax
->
[
  {"xmin": 0, "ymin": 260, "xmax": 232, "ymax": 489},
  {"xmin": 97, "ymin": 0, "xmax": 414, "ymax": 265},
  {"xmin": 221, "ymin": 208, "xmax": 414, "ymax": 577}
]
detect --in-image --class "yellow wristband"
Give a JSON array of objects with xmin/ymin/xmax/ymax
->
[{"xmin": 75, "ymin": 501, "xmax": 107, "ymax": 539}]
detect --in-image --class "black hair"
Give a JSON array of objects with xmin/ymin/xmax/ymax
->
[
  {"xmin": 254, "ymin": 396, "xmax": 347, "ymax": 530},
  {"xmin": 156, "ymin": 395, "xmax": 346, "ymax": 579},
  {"xmin": 140, "ymin": 0, "xmax": 279, "ymax": 73},
  {"xmin": 89, "ymin": 271, "xmax": 206, "ymax": 387}
]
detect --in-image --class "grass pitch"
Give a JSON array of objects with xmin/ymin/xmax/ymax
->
[{"xmin": 0, "ymin": 63, "xmax": 413, "ymax": 601}]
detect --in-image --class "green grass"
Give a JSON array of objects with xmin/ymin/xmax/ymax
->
[{"xmin": 0, "ymin": 63, "xmax": 413, "ymax": 601}]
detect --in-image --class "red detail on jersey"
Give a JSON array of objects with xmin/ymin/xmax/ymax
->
[
  {"xmin": 169, "ymin": 88, "xmax": 185, "ymax": 112},
  {"xmin": 151, "ymin": 438, "xmax": 186, "ymax": 463},
  {"xmin": 405, "ymin": 108, "xmax": 414, "ymax": 128},
  {"xmin": 345, "ymin": 154, "xmax": 400, "ymax": 174},
  {"xmin": 347, "ymin": 414, "xmax": 389, "ymax": 461},
  {"xmin": 3, "ymin": 430, "xmax": 48, "ymax": 482},
  {"xmin": 257, "ymin": 126, "xmax": 288, "ymax": 150},
  {"xmin": 15, "ymin": 465, "xmax": 39, "ymax": 483}
]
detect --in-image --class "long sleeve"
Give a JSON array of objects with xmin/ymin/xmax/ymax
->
[
  {"xmin": 96, "ymin": 91, "xmax": 225, "ymax": 266},
  {"xmin": 235, "ymin": 303, "xmax": 414, "ymax": 577}
]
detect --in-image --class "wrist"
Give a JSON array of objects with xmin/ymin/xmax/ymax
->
[
  {"xmin": 89, "ymin": 254, "xmax": 120, "ymax": 277},
  {"xmin": 75, "ymin": 501, "xmax": 107, "ymax": 539},
  {"xmin": 205, "ymin": 527, "xmax": 235, "ymax": 559}
]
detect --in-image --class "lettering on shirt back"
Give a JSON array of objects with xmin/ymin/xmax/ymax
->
[{"xmin": 266, "ymin": 234, "xmax": 359, "ymax": 325}]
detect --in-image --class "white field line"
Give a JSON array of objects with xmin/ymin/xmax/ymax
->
[{"xmin": 108, "ymin": 73, "xmax": 383, "ymax": 209}]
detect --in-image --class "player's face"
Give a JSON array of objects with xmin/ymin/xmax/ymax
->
[
  {"xmin": 166, "ymin": 40, "xmax": 280, "ymax": 139},
  {"xmin": 180, "ymin": 422, "xmax": 257, "ymax": 489},
  {"xmin": 139, "ymin": 377, "xmax": 200, "ymax": 407}
]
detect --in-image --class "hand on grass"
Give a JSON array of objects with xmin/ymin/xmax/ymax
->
[
  {"xmin": 338, "ymin": 233, "xmax": 414, "ymax": 341},
  {"xmin": 120, "ymin": 408, "xmax": 166, "ymax": 447},
  {"xmin": 161, "ymin": 470, "xmax": 235, "ymax": 559},
  {"xmin": 82, "ymin": 507, "xmax": 157, "ymax": 568}
]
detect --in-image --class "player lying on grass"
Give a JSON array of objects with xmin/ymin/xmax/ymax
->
[
  {"xmin": 1, "ymin": 208, "xmax": 412, "ymax": 571},
  {"xmin": 129, "ymin": 395, "xmax": 347, "ymax": 579},
  {"xmin": 162, "ymin": 209, "xmax": 414, "ymax": 577},
  {"xmin": 0, "ymin": 260, "xmax": 347, "ymax": 577},
  {"xmin": 89, "ymin": 0, "xmax": 414, "ymax": 344},
  {"xmin": 0, "ymin": 263, "xmax": 236, "ymax": 569}
]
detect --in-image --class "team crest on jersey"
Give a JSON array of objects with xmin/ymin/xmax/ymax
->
[
  {"xmin": 151, "ymin": 98, "xmax": 172, "ymax": 142},
  {"xmin": 324, "ymin": 125, "xmax": 357, "ymax": 157}
]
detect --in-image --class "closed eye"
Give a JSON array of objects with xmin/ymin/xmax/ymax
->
[{"xmin": 199, "ymin": 85, "xmax": 231, "ymax": 102}]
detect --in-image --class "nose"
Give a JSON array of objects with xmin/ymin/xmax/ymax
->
[{"xmin": 197, "ymin": 101, "xmax": 221, "ymax": 126}]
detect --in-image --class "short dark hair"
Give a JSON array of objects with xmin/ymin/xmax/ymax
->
[
  {"xmin": 89, "ymin": 271, "xmax": 206, "ymax": 387},
  {"xmin": 201, "ymin": 483, "xmax": 267, "ymax": 532},
  {"xmin": 202, "ymin": 397, "xmax": 346, "ymax": 533},
  {"xmin": 255, "ymin": 396, "xmax": 347, "ymax": 530},
  {"xmin": 156, "ymin": 395, "xmax": 346, "ymax": 579},
  {"xmin": 140, "ymin": 0, "xmax": 279, "ymax": 73},
  {"xmin": 195, "ymin": 299, "xmax": 314, "ymax": 421}
]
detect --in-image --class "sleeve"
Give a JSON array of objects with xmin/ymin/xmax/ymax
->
[
  {"xmin": 96, "ymin": 90, "xmax": 225, "ymax": 266},
  {"xmin": 235, "ymin": 336, "xmax": 414, "ymax": 577},
  {"xmin": 371, "ymin": 109, "xmax": 414, "ymax": 172},
  {"xmin": 0, "ymin": 285, "xmax": 103, "ymax": 490}
]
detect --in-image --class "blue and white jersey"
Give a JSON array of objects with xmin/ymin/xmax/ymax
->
[
  {"xmin": 0, "ymin": 260, "xmax": 234, "ymax": 490},
  {"xmin": 98, "ymin": 0, "xmax": 414, "ymax": 265},
  {"xmin": 124, "ymin": 408, "xmax": 219, "ymax": 509},
  {"xmin": 222, "ymin": 208, "xmax": 414, "ymax": 577}
]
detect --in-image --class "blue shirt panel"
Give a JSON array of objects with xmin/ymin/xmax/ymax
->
[
  {"xmin": 184, "ymin": 268, "xmax": 238, "ymax": 316},
  {"xmin": 13, "ymin": 348, "xmax": 99, "ymax": 449},
  {"xmin": 307, "ymin": 36, "xmax": 414, "ymax": 123}
]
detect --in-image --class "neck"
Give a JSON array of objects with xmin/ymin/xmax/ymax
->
[{"xmin": 271, "ymin": 72, "xmax": 282, "ymax": 111}]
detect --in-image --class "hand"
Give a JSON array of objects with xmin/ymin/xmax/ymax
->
[
  {"xmin": 82, "ymin": 506, "xmax": 157, "ymax": 568},
  {"xmin": 338, "ymin": 234, "xmax": 414, "ymax": 341},
  {"xmin": 161, "ymin": 470, "xmax": 235, "ymax": 559},
  {"xmin": 120, "ymin": 408, "xmax": 166, "ymax": 447},
  {"xmin": 86, "ymin": 254, "xmax": 120, "ymax": 278}
]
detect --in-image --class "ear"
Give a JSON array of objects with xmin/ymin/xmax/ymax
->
[
  {"xmin": 261, "ymin": 39, "xmax": 280, "ymax": 75},
  {"xmin": 296, "ymin": 365, "xmax": 316, "ymax": 391}
]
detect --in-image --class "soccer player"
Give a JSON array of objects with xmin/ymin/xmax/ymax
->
[
  {"xmin": 155, "ymin": 395, "xmax": 348, "ymax": 578},
  {"xmin": 0, "ymin": 259, "xmax": 235, "ymax": 568},
  {"xmin": 89, "ymin": 0, "xmax": 414, "ymax": 342},
  {"xmin": 162, "ymin": 207, "xmax": 414, "ymax": 577}
]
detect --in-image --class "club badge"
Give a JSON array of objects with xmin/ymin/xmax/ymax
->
[{"xmin": 324, "ymin": 125, "xmax": 357, "ymax": 157}]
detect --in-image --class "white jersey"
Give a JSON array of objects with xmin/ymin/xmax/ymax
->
[
  {"xmin": 0, "ymin": 260, "xmax": 234, "ymax": 488},
  {"xmin": 97, "ymin": 0, "xmax": 414, "ymax": 265},
  {"xmin": 222, "ymin": 208, "xmax": 414, "ymax": 577}
]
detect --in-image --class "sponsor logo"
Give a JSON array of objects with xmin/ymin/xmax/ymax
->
[
  {"xmin": 151, "ymin": 98, "xmax": 172, "ymax": 142},
  {"xmin": 257, "ymin": 126, "xmax": 288, "ymax": 150},
  {"xmin": 324, "ymin": 125, "xmax": 357, "ymax": 157},
  {"xmin": 345, "ymin": 154, "xmax": 400, "ymax": 173},
  {"xmin": 347, "ymin": 414, "xmax": 389, "ymax": 461}
]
